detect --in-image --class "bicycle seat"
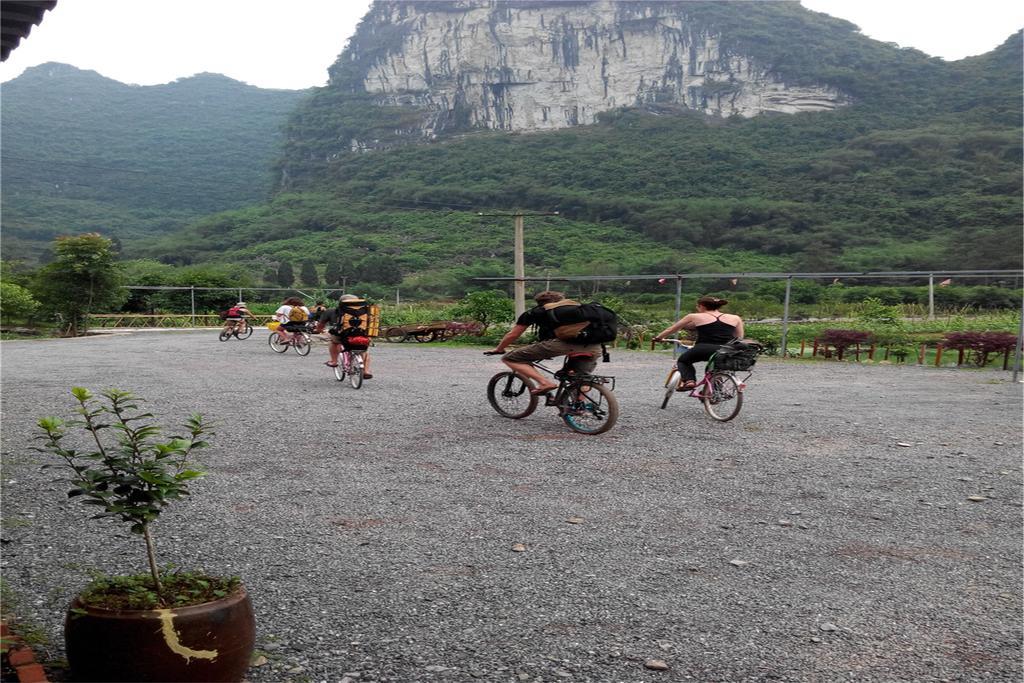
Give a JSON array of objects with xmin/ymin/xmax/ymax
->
[{"xmin": 566, "ymin": 352, "xmax": 594, "ymax": 359}]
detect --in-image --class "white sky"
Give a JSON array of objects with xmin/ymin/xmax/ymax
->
[{"xmin": 0, "ymin": 0, "xmax": 1021, "ymax": 90}]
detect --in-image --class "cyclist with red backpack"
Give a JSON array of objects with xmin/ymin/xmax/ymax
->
[
  {"xmin": 487, "ymin": 291, "xmax": 616, "ymax": 396},
  {"xmin": 220, "ymin": 301, "xmax": 251, "ymax": 336}
]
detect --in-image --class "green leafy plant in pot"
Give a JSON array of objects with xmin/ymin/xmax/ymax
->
[{"xmin": 35, "ymin": 387, "xmax": 255, "ymax": 683}]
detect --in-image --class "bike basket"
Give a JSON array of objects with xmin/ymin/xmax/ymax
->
[
  {"xmin": 712, "ymin": 349, "xmax": 757, "ymax": 371},
  {"xmin": 267, "ymin": 321, "xmax": 281, "ymax": 331}
]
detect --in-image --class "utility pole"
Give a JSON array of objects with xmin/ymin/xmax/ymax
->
[
  {"xmin": 513, "ymin": 213, "xmax": 525, "ymax": 317},
  {"xmin": 479, "ymin": 211, "xmax": 559, "ymax": 318}
]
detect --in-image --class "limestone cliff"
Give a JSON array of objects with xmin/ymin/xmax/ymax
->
[{"xmin": 335, "ymin": 0, "xmax": 847, "ymax": 141}]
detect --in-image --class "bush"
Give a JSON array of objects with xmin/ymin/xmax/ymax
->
[
  {"xmin": 942, "ymin": 331, "xmax": 1018, "ymax": 366},
  {"xmin": 817, "ymin": 328, "xmax": 872, "ymax": 360},
  {"xmin": 0, "ymin": 281, "xmax": 41, "ymax": 323}
]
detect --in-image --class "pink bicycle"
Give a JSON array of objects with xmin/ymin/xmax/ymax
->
[
  {"xmin": 658, "ymin": 339, "xmax": 760, "ymax": 422},
  {"xmin": 268, "ymin": 326, "xmax": 311, "ymax": 355},
  {"xmin": 332, "ymin": 348, "xmax": 365, "ymax": 389}
]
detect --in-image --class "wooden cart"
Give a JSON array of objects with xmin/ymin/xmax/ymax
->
[{"xmin": 382, "ymin": 321, "xmax": 484, "ymax": 343}]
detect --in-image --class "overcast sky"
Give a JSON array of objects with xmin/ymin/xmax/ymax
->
[{"xmin": 0, "ymin": 0, "xmax": 1021, "ymax": 90}]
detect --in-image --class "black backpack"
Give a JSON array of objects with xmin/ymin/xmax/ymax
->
[
  {"xmin": 544, "ymin": 300, "xmax": 618, "ymax": 344},
  {"xmin": 712, "ymin": 340, "xmax": 762, "ymax": 371}
]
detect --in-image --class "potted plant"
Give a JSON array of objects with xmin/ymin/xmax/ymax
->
[{"xmin": 35, "ymin": 387, "xmax": 255, "ymax": 682}]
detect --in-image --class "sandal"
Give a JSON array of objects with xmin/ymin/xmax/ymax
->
[
  {"xmin": 362, "ymin": 373, "xmax": 373, "ymax": 379},
  {"xmin": 677, "ymin": 380, "xmax": 697, "ymax": 392},
  {"xmin": 529, "ymin": 385, "xmax": 557, "ymax": 396},
  {"xmin": 324, "ymin": 362, "xmax": 338, "ymax": 367}
]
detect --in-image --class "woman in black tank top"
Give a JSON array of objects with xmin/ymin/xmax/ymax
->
[{"xmin": 653, "ymin": 296, "xmax": 744, "ymax": 390}]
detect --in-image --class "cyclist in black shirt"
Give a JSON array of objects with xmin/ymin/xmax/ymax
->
[
  {"xmin": 487, "ymin": 291, "xmax": 601, "ymax": 395},
  {"xmin": 654, "ymin": 295, "xmax": 744, "ymax": 391}
]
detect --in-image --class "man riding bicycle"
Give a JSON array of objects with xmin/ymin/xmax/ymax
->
[{"xmin": 487, "ymin": 290, "xmax": 601, "ymax": 396}]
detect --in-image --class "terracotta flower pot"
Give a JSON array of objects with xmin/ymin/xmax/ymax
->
[{"xmin": 65, "ymin": 586, "xmax": 255, "ymax": 682}]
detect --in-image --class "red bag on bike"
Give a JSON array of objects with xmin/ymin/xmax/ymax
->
[{"xmin": 343, "ymin": 336, "xmax": 371, "ymax": 350}]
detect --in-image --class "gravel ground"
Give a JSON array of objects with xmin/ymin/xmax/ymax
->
[{"xmin": 1, "ymin": 330, "xmax": 1021, "ymax": 683}]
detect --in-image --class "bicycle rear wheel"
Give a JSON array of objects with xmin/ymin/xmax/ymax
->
[
  {"xmin": 348, "ymin": 353, "xmax": 364, "ymax": 389},
  {"xmin": 234, "ymin": 325, "xmax": 253, "ymax": 340},
  {"xmin": 661, "ymin": 369, "xmax": 680, "ymax": 409},
  {"xmin": 487, "ymin": 371, "xmax": 538, "ymax": 419},
  {"xmin": 268, "ymin": 332, "xmax": 288, "ymax": 353},
  {"xmin": 218, "ymin": 329, "xmax": 232, "ymax": 342},
  {"xmin": 294, "ymin": 334, "xmax": 312, "ymax": 356},
  {"xmin": 703, "ymin": 372, "xmax": 743, "ymax": 422},
  {"xmin": 561, "ymin": 381, "xmax": 618, "ymax": 435}
]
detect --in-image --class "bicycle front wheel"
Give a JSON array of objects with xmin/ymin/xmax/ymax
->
[
  {"xmin": 294, "ymin": 333, "xmax": 312, "ymax": 356},
  {"xmin": 348, "ymin": 353, "xmax": 364, "ymax": 389},
  {"xmin": 661, "ymin": 369, "xmax": 680, "ymax": 409},
  {"xmin": 487, "ymin": 371, "xmax": 538, "ymax": 419},
  {"xmin": 268, "ymin": 332, "xmax": 288, "ymax": 353},
  {"xmin": 218, "ymin": 329, "xmax": 232, "ymax": 342},
  {"xmin": 235, "ymin": 325, "xmax": 253, "ymax": 340},
  {"xmin": 561, "ymin": 381, "xmax": 618, "ymax": 435},
  {"xmin": 703, "ymin": 372, "xmax": 743, "ymax": 422}
]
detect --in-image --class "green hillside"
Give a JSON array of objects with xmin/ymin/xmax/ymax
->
[
  {"xmin": 1, "ymin": 63, "xmax": 308, "ymax": 260},
  {"xmin": 139, "ymin": 3, "xmax": 1021, "ymax": 291}
]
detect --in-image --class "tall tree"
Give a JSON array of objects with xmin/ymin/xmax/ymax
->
[
  {"xmin": 355, "ymin": 254, "xmax": 402, "ymax": 285},
  {"xmin": 323, "ymin": 259, "xmax": 342, "ymax": 287},
  {"xmin": 32, "ymin": 233, "xmax": 124, "ymax": 336},
  {"xmin": 300, "ymin": 259, "xmax": 320, "ymax": 286},
  {"xmin": 276, "ymin": 260, "xmax": 294, "ymax": 288}
]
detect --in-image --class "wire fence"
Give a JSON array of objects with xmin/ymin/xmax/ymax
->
[{"xmin": 106, "ymin": 270, "xmax": 1024, "ymax": 379}]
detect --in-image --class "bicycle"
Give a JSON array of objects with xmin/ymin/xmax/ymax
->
[
  {"xmin": 268, "ymin": 325, "xmax": 312, "ymax": 356},
  {"xmin": 218, "ymin": 318, "xmax": 253, "ymax": 342},
  {"xmin": 332, "ymin": 348, "xmax": 366, "ymax": 389},
  {"xmin": 658, "ymin": 339, "xmax": 759, "ymax": 422},
  {"xmin": 484, "ymin": 351, "xmax": 619, "ymax": 435}
]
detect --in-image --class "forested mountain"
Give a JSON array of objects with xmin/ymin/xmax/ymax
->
[{"xmin": 1, "ymin": 63, "xmax": 308, "ymax": 260}]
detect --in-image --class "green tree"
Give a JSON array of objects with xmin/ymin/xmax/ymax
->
[
  {"xmin": 355, "ymin": 254, "xmax": 402, "ymax": 285},
  {"xmin": 449, "ymin": 291, "xmax": 515, "ymax": 331},
  {"xmin": 0, "ymin": 281, "xmax": 41, "ymax": 323},
  {"xmin": 323, "ymin": 259, "xmax": 347, "ymax": 287},
  {"xmin": 32, "ymin": 233, "xmax": 124, "ymax": 336},
  {"xmin": 152, "ymin": 264, "xmax": 252, "ymax": 313},
  {"xmin": 120, "ymin": 259, "xmax": 176, "ymax": 313},
  {"xmin": 276, "ymin": 260, "xmax": 295, "ymax": 288},
  {"xmin": 300, "ymin": 259, "xmax": 320, "ymax": 286}
]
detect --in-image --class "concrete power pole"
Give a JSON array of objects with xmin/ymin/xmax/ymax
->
[
  {"xmin": 479, "ymin": 211, "xmax": 559, "ymax": 318},
  {"xmin": 513, "ymin": 213, "xmax": 525, "ymax": 318}
]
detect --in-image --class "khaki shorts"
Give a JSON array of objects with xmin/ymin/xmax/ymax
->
[{"xmin": 503, "ymin": 339, "xmax": 601, "ymax": 371}]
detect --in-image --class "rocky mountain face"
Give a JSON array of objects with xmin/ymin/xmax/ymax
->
[{"xmin": 342, "ymin": 0, "xmax": 847, "ymax": 140}]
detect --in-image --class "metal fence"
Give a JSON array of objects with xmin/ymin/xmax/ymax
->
[{"xmin": 474, "ymin": 269, "xmax": 1024, "ymax": 381}]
